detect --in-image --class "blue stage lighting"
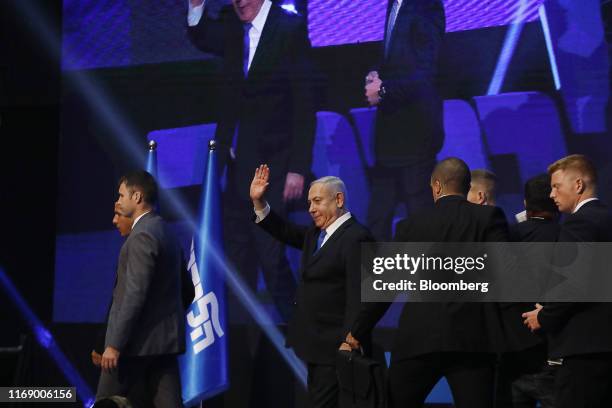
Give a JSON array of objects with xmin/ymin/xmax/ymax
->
[
  {"xmin": 205, "ymin": 242, "xmax": 308, "ymax": 386},
  {"xmin": 12, "ymin": 1, "xmax": 145, "ymax": 167},
  {"xmin": 487, "ymin": 0, "xmax": 528, "ymax": 95},
  {"xmin": 0, "ymin": 267, "xmax": 95, "ymax": 407},
  {"xmin": 281, "ymin": 2, "xmax": 299, "ymax": 15},
  {"xmin": 539, "ymin": 4, "xmax": 561, "ymax": 91},
  {"xmin": 14, "ymin": 0, "xmax": 306, "ymax": 389}
]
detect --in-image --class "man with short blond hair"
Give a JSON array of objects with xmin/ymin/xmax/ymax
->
[
  {"xmin": 467, "ymin": 169, "xmax": 497, "ymax": 206},
  {"xmin": 547, "ymin": 154, "xmax": 597, "ymax": 183},
  {"xmin": 523, "ymin": 155, "xmax": 612, "ymax": 408},
  {"xmin": 546, "ymin": 154, "xmax": 598, "ymax": 215}
]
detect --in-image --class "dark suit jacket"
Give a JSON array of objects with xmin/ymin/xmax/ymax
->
[
  {"xmin": 188, "ymin": 4, "xmax": 316, "ymax": 199},
  {"xmin": 105, "ymin": 213, "xmax": 186, "ymax": 357},
  {"xmin": 257, "ymin": 210, "xmax": 374, "ymax": 365},
  {"xmin": 352, "ymin": 195, "xmax": 509, "ymax": 362},
  {"xmin": 498, "ymin": 218, "xmax": 561, "ymax": 353},
  {"xmin": 509, "ymin": 218, "xmax": 561, "ymax": 243},
  {"xmin": 375, "ymin": 0, "xmax": 445, "ymax": 166},
  {"xmin": 538, "ymin": 200, "xmax": 612, "ymax": 358}
]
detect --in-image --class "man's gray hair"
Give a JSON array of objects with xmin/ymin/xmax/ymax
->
[{"xmin": 310, "ymin": 176, "xmax": 348, "ymax": 203}]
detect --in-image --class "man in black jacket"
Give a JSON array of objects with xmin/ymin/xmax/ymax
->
[
  {"xmin": 250, "ymin": 164, "xmax": 373, "ymax": 408},
  {"xmin": 187, "ymin": 0, "xmax": 316, "ymax": 321},
  {"xmin": 346, "ymin": 157, "xmax": 508, "ymax": 408},
  {"xmin": 365, "ymin": 0, "xmax": 446, "ymax": 240},
  {"xmin": 523, "ymin": 155, "xmax": 612, "ymax": 408},
  {"xmin": 496, "ymin": 174, "xmax": 560, "ymax": 408}
]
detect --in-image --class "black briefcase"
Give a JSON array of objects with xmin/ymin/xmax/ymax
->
[{"xmin": 336, "ymin": 349, "xmax": 387, "ymax": 408}]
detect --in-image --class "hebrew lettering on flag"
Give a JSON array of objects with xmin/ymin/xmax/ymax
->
[
  {"xmin": 186, "ymin": 239, "xmax": 224, "ymax": 354},
  {"xmin": 179, "ymin": 141, "xmax": 228, "ymax": 406}
]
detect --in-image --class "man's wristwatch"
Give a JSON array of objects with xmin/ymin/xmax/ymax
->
[{"xmin": 378, "ymin": 83, "xmax": 386, "ymax": 100}]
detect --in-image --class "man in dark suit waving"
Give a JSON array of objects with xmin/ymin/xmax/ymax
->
[
  {"xmin": 96, "ymin": 171, "xmax": 187, "ymax": 407},
  {"xmin": 523, "ymin": 155, "xmax": 612, "ymax": 408},
  {"xmin": 250, "ymin": 164, "xmax": 373, "ymax": 408},
  {"xmin": 187, "ymin": 0, "xmax": 316, "ymax": 321},
  {"xmin": 346, "ymin": 157, "xmax": 508, "ymax": 408}
]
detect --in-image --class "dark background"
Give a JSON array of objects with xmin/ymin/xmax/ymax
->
[{"xmin": 0, "ymin": 0, "xmax": 610, "ymax": 406}]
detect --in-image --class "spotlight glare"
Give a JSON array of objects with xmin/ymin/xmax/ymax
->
[
  {"xmin": 281, "ymin": 3, "xmax": 298, "ymax": 14},
  {"xmin": 487, "ymin": 0, "xmax": 528, "ymax": 95}
]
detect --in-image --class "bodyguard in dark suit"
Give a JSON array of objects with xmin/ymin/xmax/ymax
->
[
  {"xmin": 250, "ymin": 164, "xmax": 374, "ymax": 408},
  {"xmin": 97, "ymin": 171, "xmax": 186, "ymax": 407},
  {"xmin": 187, "ymin": 0, "xmax": 316, "ymax": 321},
  {"xmin": 346, "ymin": 158, "xmax": 508, "ymax": 408},
  {"xmin": 523, "ymin": 155, "xmax": 612, "ymax": 408},
  {"xmin": 496, "ymin": 174, "xmax": 560, "ymax": 408},
  {"xmin": 364, "ymin": 0, "xmax": 446, "ymax": 240}
]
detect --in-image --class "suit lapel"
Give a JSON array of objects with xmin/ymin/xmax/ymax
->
[
  {"xmin": 247, "ymin": 5, "xmax": 281, "ymax": 79},
  {"xmin": 306, "ymin": 218, "xmax": 355, "ymax": 268},
  {"xmin": 384, "ymin": 0, "xmax": 394, "ymax": 43}
]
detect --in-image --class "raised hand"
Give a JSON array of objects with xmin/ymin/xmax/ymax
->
[{"xmin": 250, "ymin": 164, "xmax": 270, "ymax": 209}]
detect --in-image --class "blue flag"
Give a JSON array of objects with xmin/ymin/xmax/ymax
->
[
  {"xmin": 146, "ymin": 140, "xmax": 158, "ymax": 178},
  {"xmin": 180, "ymin": 141, "xmax": 229, "ymax": 406}
]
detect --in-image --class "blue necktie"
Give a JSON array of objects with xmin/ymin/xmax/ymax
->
[
  {"xmin": 385, "ymin": 0, "xmax": 400, "ymax": 58},
  {"xmin": 243, "ymin": 23, "xmax": 252, "ymax": 77},
  {"xmin": 232, "ymin": 23, "xmax": 252, "ymax": 158},
  {"xmin": 315, "ymin": 230, "xmax": 327, "ymax": 253}
]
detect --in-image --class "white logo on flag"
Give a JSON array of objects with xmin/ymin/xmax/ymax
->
[{"xmin": 187, "ymin": 239, "xmax": 225, "ymax": 354}]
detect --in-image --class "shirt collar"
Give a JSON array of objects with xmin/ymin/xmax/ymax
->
[
  {"xmin": 396, "ymin": 0, "xmax": 403, "ymax": 7},
  {"xmin": 250, "ymin": 0, "xmax": 272, "ymax": 33},
  {"xmin": 132, "ymin": 211, "xmax": 151, "ymax": 229},
  {"xmin": 322, "ymin": 211, "xmax": 352, "ymax": 238},
  {"xmin": 436, "ymin": 194, "xmax": 464, "ymax": 203},
  {"xmin": 572, "ymin": 197, "xmax": 599, "ymax": 214}
]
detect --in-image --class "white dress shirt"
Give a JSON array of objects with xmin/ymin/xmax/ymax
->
[
  {"xmin": 132, "ymin": 211, "xmax": 151, "ymax": 229},
  {"xmin": 187, "ymin": 0, "xmax": 273, "ymax": 72},
  {"xmin": 318, "ymin": 212, "xmax": 352, "ymax": 248},
  {"xmin": 255, "ymin": 204, "xmax": 352, "ymax": 249},
  {"xmin": 573, "ymin": 197, "xmax": 599, "ymax": 214}
]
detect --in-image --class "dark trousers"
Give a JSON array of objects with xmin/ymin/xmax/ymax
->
[
  {"xmin": 511, "ymin": 365, "xmax": 556, "ymax": 408},
  {"xmin": 307, "ymin": 363, "xmax": 339, "ymax": 408},
  {"xmin": 223, "ymin": 166, "xmax": 297, "ymax": 323},
  {"xmin": 495, "ymin": 345, "xmax": 555, "ymax": 408},
  {"xmin": 367, "ymin": 158, "xmax": 436, "ymax": 241},
  {"xmin": 388, "ymin": 352, "xmax": 495, "ymax": 408},
  {"xmin": 96, "ymin": 354, "xmax": 183, "ymax": 408},
  {"xmin": 554, "ymin": 353, "xmax": 612, "ymax": 408}
]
